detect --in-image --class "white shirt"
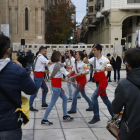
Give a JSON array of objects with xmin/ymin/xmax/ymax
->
[
  {"xmin": 88, "ymin": 55, "xmax": 111, "ymax": 72},
  {"xmin": 34, "ymin": 54, "xmax": 49, "ymax": 72},
  {"xmin": 72, "ymin": 60, "xmax": 89, "ymax": 74},
  {"xmin": 49, "ymin": 62, "xmax": 69, "ymax": 78},
  {"xmin": 64, "ymin": 57, "xmax": 75, "ymax": 67}
]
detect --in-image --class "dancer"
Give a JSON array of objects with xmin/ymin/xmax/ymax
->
[
  {"xmin": 42, "ymin": 51, "xmax": 74, "ymax": 125},
  {"xmin": 29, "ymin": 46, "xmax": 51, "ymax": 112},
  {"xmin": 68, "ymin": 51, "xmax": 93, "ymax": 114},
  {"xmin": 84, "ymin": 44, "xmax": 114, "ymax": 124},
  {"xmin": 64, "ymin": 50, "xmax": 81, "ymax": 101}
]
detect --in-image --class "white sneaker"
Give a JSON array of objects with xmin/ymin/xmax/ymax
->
[{"xmin": 67, "ymin": 99, "xmax": 72, "ymax": 102}]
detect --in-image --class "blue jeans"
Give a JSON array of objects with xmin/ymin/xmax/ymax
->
[
  {"xmin": 114, "ymin": 68, "xmax": 120, "ymax": 81},
  {"xmin": 91, "ymin": 82, "xmax": 114, "ymax": 118},
  {"xmin": 67, "ymin": 83, "xmax": 81, "ymax": 99},
  {"xmin": 29, "ymin": 76, "xmax": 48, "ymax": 108},
  {"xmin": 27, "ymin": 63, "xmax": 34, "ymax": 75},
  {"xmin": 43, "ymin": 86, "xmax": 67, "ymax": 120},
  {"xmin": 0, "ymin": 128, "xmax": 22, "ymax": 140},
  {"xmin": 70, "ymin": 85, "xmax": 93, "ymax": 112}
]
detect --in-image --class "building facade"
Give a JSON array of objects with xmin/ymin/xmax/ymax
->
[
  {"xmin": 85, "ymin": 0, "xmax": 140, "ymax": 49},
  {"xmin": 0, "ymin": 0, "xmax": 49, "ymax": 45}
]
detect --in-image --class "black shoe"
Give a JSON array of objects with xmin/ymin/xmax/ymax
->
[
  {"xmin": 30, "ymin": 107, "xmax": 38, "ymax": 112},
  {"xmin": 68, "ymin": 111, "xmax": 76, "ymax": 114},
  {"xmin": 88, "ymin": 118, "xmax": 100, "ymax": 124},
  {"xmin": 77, "ymin": 97, "xmax": 81, "ymax": 99},
  {"xmin": 86, "ymin": 108, "xmax": 93, "ymax": 111},
  {"xmin": 63, "ymin": 115, "xmax": 74, "ymax": 121},
  {"xmin": 41, "ymin": 104, "xmax": 48, "ymax": 108},
  {"xmin": 108, "ymin": 80, "xmax": 112, "ymax": 82},
  {"xmin": 41, "ymin": 119, "xmax": 53, "ymax": 125}
]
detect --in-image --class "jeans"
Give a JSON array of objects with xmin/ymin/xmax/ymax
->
[
  {"xmin": 114, "ymin": 68, "xmax": 120, "ymax": 81},
  {"xmin": 90, "ymin": 64, "xmax": 93, "ymax": 80},
  {"xmin": 0, "ymin": 128, "xmax": 22, "ymax": 140},
  {"xmin": 67, "ymin": 83, "xmax": 81, "ymax": 99},
  {"xmin": 27, "ymin": 63, "xmax": 34, "ymax": 75},
  {"xmin": 43, "ymin": 86, "xmax": 67, "ymax": 120},
  {"xmin": 91, "ymin": 82, "xmax": 114, "ymax": 118},
  {"xmin": 29, "ymin": 76, "xmax": 48, "ymax": 108},
  {"xmin": 70, "ymin": 85, "xmax": 93, "ymax": 112}
]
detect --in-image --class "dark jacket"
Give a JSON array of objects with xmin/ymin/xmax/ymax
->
[
  {"xmin": 26, "ymin": 52, "xmax": 34, "ymax": 63},
  {"xmin": 112, "ymin": 68, "xmax": 140, "ymax": 140},
  {"xmin": 0, "ymin": 61, "xmax": 37, "ymax": 131},
  {"xmin": 18, "ymin": 57, "xmax": 27, "ymax": 68},
  {"xmin": 61, "ymin": 56, "xmax": 65, "ymax": 63},
  {"xmin": 111, "ymin": 55, "xmax": 122, "ymax": 69}
]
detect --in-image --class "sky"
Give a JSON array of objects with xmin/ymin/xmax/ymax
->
[{"xmin": 71, "ymin": 0, "xmax": 87, "ymax": 24}]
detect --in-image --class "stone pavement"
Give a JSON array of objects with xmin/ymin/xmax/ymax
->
[{"xmin": 22, "ymin": 70, "xmax": 126, "ymax": 140}]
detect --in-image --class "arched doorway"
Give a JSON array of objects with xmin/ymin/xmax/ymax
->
[{"xmin": 122, "ymin": 15, "xmax": 140, "ymax": 49}]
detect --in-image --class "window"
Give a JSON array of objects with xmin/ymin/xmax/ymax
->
[
  {"xmin": 89, "ymin": 0, "xmax": 93, "ymax": 2},
  {"xmin": 128, "ymin": 0, "xmax": 140, "ymax": 3},
  {"xmin": 25, "ymin": 8, "xmax": 28, "ymax": 30},
  {"xmin": 89, "ymin": 6, "xmax": 94, "ymax": 13},
  {"xmin": 129, "ymin": 18, "xmax": 132, "ymax": 27}
]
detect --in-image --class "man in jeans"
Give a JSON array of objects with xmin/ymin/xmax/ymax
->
[
  {"xmin": 0, "ymin": 34, "xmax": 37, "ymax": 140},
  {"xmin": 84, "ymin": 44, "xmax": 114, "ymax": 124}
]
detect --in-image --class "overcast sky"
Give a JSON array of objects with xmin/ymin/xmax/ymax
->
[{"xmin": 71, "ymin": 0, "xmax": 87, "ymax": 24}]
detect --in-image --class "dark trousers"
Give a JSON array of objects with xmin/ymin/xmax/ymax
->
[
  {"xmin": 113, "ymin": 68, "xmax": 120, "ymax": 81},
  {"xmin": 90, "ymin": 64, "xmax": 93, "ymax": 80},
  {"xmin": 107, "ymin": 71, "xmax": 111, "ymax": 81},
  {"xmin": 0, "ymin": 128, "xmax": 22, "ymax": 140}
]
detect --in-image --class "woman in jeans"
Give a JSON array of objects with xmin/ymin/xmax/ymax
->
[
  {"xmin": 41, "ymin": 51, "xmax": 74, "ymax": 125},
  {"xmin": 68, "ymin": 51, "xmax": 93, "ymax": 114}
]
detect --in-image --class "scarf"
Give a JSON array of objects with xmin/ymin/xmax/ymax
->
[
  {"xmin": 76, "ymin": 75, "xmax": 87, "ymax": 90},
  {"xmin": 94, "ymin": 72, "xmax": 108, "ymax": 97}
]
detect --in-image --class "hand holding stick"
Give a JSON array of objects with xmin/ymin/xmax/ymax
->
[{"xmin": 87, "ymin": 44, "xmax": 97, "ymax": 58}]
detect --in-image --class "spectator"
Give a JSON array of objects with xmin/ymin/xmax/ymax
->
[
  {"xmin": 83, "ymin": 50, "xmax": 87, "ymax": 57},
  {"xmin": 111, "ymin": 52, "xmax": 122, "ymax": 83},
  {"xmin": 26, "ymin": 50, "xmax": 34, "ymax": 75},
  {"xmin": 17, "ymin": 50, "xmax": 22, "ymax": 58},
  {"xmin": 106, "ymin": 53, "xmax": 112, "ymax": 82},
  {"xmin": 61, "ymin": 52, "xmax": 65, "ymax": 63},
  {"xmin": 73, "ymin": 51, "xmax": 76, "ymax": 58},
  {"xmin": 0, "ymin": 34, "xmax": 37, "ymax": 140},
  {"xmin": 18, "ymin": 54, "xmax": 28, "ymax": 72},
  {"xmin": 112, "ymin": 48, "xmax": 140, "ymax": 140}
]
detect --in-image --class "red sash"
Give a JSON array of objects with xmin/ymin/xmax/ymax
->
[
  {"xmin": 94, "ymin": 72, "xmax": 107, "ymax": 97},
  {"xmin": 34, "ymin": 71, "xmax": 45, "ymax": 78},
  {"xmin": 51, "ymin": 78, "xmax": 61, "ymax": 88},
  {"xmin": 70, "ymin": 71, "xmax": 75, "ymax": 76},
  {"xmin": 76, "ymin": 75, "xmax": 87, "ymax": 90}
]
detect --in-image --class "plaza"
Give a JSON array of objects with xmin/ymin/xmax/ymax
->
[{"xmin": 22, "ymin": 70, "xmax": 126, "ymax": 140}]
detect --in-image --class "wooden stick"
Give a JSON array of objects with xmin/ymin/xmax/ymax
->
[
  {"xmin": 69, "ymin": 50, "xmax": 72, "ymax": 65},
  {"xmin": 87, "ymin": 44, "xmax": 97, "ymax": 58},
  {"xmin": 93, "ymin": 68, "xmax": 101, "ymax": 71},
  {"xmin": 68, "ymin": 74, "xmax": 78, "ymax": 81},
  {"xmin": 64, "ymin": 80, "xmax": 77, "ymax": 85}
]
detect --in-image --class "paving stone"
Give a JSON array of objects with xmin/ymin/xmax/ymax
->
[
  {"xmin": 22, "ymin": 119, "xmax": 34, "ymax": 130},
  {"xmin": 22, "ymin": 130, "xmax": 34, "ymax": 140}
]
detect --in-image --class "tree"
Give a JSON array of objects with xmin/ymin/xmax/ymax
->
[{"xmin": 45, "ymin": 0, "xmax": 76, "ymax": 44}]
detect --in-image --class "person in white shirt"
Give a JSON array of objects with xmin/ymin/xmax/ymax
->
[
  {"xmin": 41, "ymin": 51, "xmax": 74, "ymax": 125},
  {"xmin": 29, "ymin": 46, "xmax": 51, "ymax": 112},
  {"xmin": 64, "ymin": 50, "xmax": 81, "ymax": 101},
  {"xmin": 84, "ymin": 44, "xmax": 114, "ymax": 124},
  {"xmin": 68, "ymin": 51, "xmax": 93, "ymax": 114}
]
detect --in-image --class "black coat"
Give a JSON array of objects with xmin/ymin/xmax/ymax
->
[
  {"xmin": 111, "ymin": 56, "xmax": 122, "ymax": 69},
  {"xmin": 112, "ymin": 68, "xmax": 140, "ymax": 140},
  {"xmin": 26, "ymin": 52, "xmax": 34, "ymax": 63}
]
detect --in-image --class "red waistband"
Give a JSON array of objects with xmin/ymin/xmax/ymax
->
[
  {"xmin": 51, "ymin": 78, "xmax": 62, "ymax": 88},
  {"xmin": 34, "ymin": 71, "xmax": 45, "ymax": 78},
  {"xmin": 70, "ymin": 71, "xmax": 75, "ymax": 76},
  {"xmin": 76, "ymin": 75, "xmax": 86, "ymax": 84}
]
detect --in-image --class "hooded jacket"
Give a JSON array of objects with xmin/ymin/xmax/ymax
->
[
  {"xmin": 0, "ymin": 58, "xmax": 37, "ymax": 131},
  {"xmin": 112, "ymin": 68, "xmax": 140, "ymax": 140}
]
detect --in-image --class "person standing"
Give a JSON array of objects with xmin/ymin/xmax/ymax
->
[
  {"xmin": 112, "ymin": 48, "xmax": 140, "ymax": 140},
  {"xmin": 26, "ymin": 50, "xmax": 34, "ymax": 75},
  {"xmin": 41, "ymin": 51, "xmax": 74, "ymax": 125},
  {"xmin": 29, "ymin": 46, "xmax": 51, "ymax": 112},
  {"xmin": 68, "ymin": 51, "xmax": 93, "ymax": 114},
  {"xmin": 83, "ymin": 50, "xmax": 87, "ymax": 57},
  {"xmin": 84, "ymin": 44, "xmax": 114, "ymax": 124},
  {"xmin": 106, "ymin": 53, "xmax": 112, "ymax": 82},
  {"xmin": 64, "ymin": 50, "xmax": 81, "ymax": 101},
  {"xmin": 0, "ymin": 34, "xmax": 37, "ymax": 140},
  {"xmin": 111, "ymin": 52, "xmax": 122, "ymax": 83}
]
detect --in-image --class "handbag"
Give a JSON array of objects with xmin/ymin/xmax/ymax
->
[{"xmin": 0, "ymin": 85, "xmax": 30, "ymax": 126}]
